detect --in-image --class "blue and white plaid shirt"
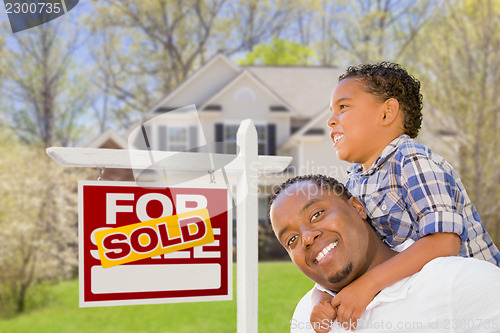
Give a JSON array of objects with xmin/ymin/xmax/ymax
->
[{"xmin": 347, "ymin": 135, "xmax": 500, "ymax": 266}]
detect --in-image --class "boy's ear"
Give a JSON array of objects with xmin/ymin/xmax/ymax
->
[
  {"xmin": 381, "ymin": 98, "xmax": 400, "ymax": 125},
  {"xmin": 347, "ymin": 197, "xmax": 367, "ymax": 219}
]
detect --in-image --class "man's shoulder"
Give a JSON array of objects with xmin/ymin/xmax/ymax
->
[{"xmin": 419, "ymin": 256, "xmax": 500, "ymax": 283}]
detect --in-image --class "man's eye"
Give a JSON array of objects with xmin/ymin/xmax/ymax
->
[
  {"xmin": 311, "ymin": 210, "xmax": 324, "ymax": 222},
  {"xmin": 287, "ymin": 235, "xmax": 298, "ymax": 247}
]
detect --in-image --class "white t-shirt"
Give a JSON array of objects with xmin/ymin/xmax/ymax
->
[{"xmin": 291, "ymin": 256, "xmax": 500, "ymax": 332}]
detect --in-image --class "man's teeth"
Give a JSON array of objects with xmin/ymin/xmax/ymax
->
[
  {"xmin": 315, "ymin": 241, "xmax": 338, "ymax": 263},
  {"xmin": 333, "ymin": 134, "xmax": 343, "ymax": 144}
]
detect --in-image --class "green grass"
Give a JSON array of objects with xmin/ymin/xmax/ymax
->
[{"xmin": 0, "ymin": 262, "xmax": 313, "ymax": 333}]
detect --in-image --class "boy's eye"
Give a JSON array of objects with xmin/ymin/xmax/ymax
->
[
  {"xmin": 339, "ymin": 104, "xmax": 348, "ymax": 111},
  {"xmin": 311, "ymin": 210, "xmax": 324, "ymax": 222},
  {"xmin": 287, "ymin": 235, "xmax": 298, "ymax": 247}
]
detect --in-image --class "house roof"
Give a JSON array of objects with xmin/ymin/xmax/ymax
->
[
  {"xmin": 87, "ymin": 130, "xmax": 128, "ymax": 149},
  {"xmin": 280, "ymin": 108, "xmax": 330, "ymax": 150},
  {"xmin": 246, "ymin": 66, "xmax": 342, "ymax": 118},
  {"xmin": 146, "ymin": 53, "xmax": 240, "ymax": 115}
]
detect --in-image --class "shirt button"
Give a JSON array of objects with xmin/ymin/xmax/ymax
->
[{"xmin": 381, "ymin": 204, "xmax": 387, "ymax": 211}]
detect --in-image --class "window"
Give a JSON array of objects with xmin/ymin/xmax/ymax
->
[
  {"xmin": 216, "ymin": 123, "xmax": 275, "ymax": 155},
  {"xmin": 158, "ymin": 125, "xmax": 189, "ymax": 151},
  {"xmin": 234, "ymin": 87, "xmax": 256, "ymax": 101},
  {"xmin": 223, "ymin": 124, "xmax": 266, "ymax": 154},
  {"xmin": 167, "ymin": 127, "xmax": 188, "ymax": 151}
]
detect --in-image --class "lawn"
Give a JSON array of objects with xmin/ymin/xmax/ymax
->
[{"xmin": 0, "ymin": 262, "xmax": 313, "ymax": 333}]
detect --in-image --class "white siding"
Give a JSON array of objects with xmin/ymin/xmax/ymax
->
[{"xmin": 299, "ymin": 136, "xmax": 350, "ymax": 183}]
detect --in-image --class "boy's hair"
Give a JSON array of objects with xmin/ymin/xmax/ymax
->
[
  {"xmin": 268, "ymin": 174, "xmax": 353, "ymax": 217},
  {"xmin": 339, "ymin": 62, "xmax": 423, "ymax": 138}
]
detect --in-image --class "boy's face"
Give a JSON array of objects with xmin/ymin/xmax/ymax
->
[
  {"xmin": 270, "ymin": 181, "xmax": 374, "ymax": 291},
  {"xmin": 327, "ymin": 78, "xmax": 387, "ymax": 169}
]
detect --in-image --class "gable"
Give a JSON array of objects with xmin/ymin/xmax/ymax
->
[
  {"xmin": 247, "ymin": 66, "xmax": 342, "ymax": 118},
  {"xmin": 201, "ymin": 71, "xmax": 294, "ymax": 120}
]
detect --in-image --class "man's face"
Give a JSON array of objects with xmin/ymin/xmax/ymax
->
[
  {"xmin": 327, "ymin": 78, "xmax": 386, "ymax": 169},
  {"xmin": 270, "ymin": 181, "xmax": 374, "ymax": 291}
]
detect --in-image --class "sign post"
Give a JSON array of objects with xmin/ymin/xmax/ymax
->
[
  {"xmin": 236, "ymin": 120, "xmax": 259, "ymax": 332},
  {"xmin": 47, "ymin": 119, "xmax": 292, "ymax": 332}
]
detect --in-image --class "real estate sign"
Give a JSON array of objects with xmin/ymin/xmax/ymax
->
[{"xmin": 78, "ymin": 181, "xmax": 232, "ymax": 307}]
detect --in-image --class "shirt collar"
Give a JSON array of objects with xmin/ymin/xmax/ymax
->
[{"xmin": 347, "ymin": 134, "xmax": 410, "ymax": 177}]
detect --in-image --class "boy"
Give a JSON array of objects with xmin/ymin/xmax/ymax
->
[{"xmin": 310, "ymin": 62, "xmax": 500, "ymax": 331}]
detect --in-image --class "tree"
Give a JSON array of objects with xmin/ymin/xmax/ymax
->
[
  {"xmin": 0, "ymin": 137, "xmax": 83, "ymax": 315},
  {"xmin": 1, "ymin": 20, "xmax": 90, "ymax": 148},
  {"xmin": 412, "ymin": 0, "xmax": 500, "ymax": 243},
  {"xmin": 220, "ymin": 0, "xmax": 295, "ymax": 53},
  {"xmin": 237, "ymin": 37, "xmax": 315, "ymax": 65},
  {"xmin": 85, "ymin": 0, "xmax": 297, "ymax": 127},
  {"xmin": 86, "ymin": 0, "xmax": 228, "ymax": 127},
  {"xmin": 308, "ymin": 0, "xmax": 435, "ymax": 66}
]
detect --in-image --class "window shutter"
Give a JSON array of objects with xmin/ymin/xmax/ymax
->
[
  {"xmin": 159, "ymin": 125, "xmax": 167, "ymax": 151},
  {"xmin": 267, "ymin": 123, "xmax": 276, "ymax": 155},
  {"xmin": 189, "ymin": 126, "xmax": 198, "ymax": 152},
  {"xmin": 215, "ymin": 123, "xmax": 224, "ymax": 153},
  {"xmin": 133, "ymin": 124, "xmax": 151, "ymax": 150}
]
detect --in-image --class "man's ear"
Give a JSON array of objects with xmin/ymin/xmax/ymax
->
[
  {"xmin": 347, "ymin": 197, "xmax": 367, "ymax": 219},
  {"xmin": 381, "ymin": 98, "xmax": 400, "ymax": 126}
]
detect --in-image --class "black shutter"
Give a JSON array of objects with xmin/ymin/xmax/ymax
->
[
  {"xmin": 215, "ymin": 123, "xmax": 224, "ymax": 153},
  {"xmin": 267, "ymin": 123, "xmax": 276, "ymax": 155},
  {"xmin": 133, "ymin": 124, "xmax": 151, "ymax": 150},
  {"xmin": 189, "ymin": 126, "xmax": 198, "ymax": 152},
  {"xmin": 159, "ymin": 125, "xmax": 167, "ymax": 151}
]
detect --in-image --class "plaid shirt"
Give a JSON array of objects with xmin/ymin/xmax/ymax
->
[{"xmin": 347, "ymin": 135, "xmax": 500, "ymax": 267}]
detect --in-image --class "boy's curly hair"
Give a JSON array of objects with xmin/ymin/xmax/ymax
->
[{"xmin": 339, "ymin": 62, "xmax": 423, "ymax": 138}]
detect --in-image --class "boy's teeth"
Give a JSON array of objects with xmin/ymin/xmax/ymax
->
[
  {"xmin": 315, "ymin": 241, "xmax": 338, "ymax": 263},
  {"xmin": 333, "ymin": 134, "xmax": 343, "ymax": 144}
]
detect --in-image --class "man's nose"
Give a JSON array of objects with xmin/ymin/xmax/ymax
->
[
  {"xmin": 327, "ymin": 112, "xmax": 338, "ymax": 128},
  {"xmin": 303, "ymin": 229, "xmax": 321, "ymax": 249}
]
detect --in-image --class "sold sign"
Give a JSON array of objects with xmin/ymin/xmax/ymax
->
[
  {"xmin": 79, "ymin": 181, "xmax": 231, "ymax": 307},
  {"xmin": 95, "ymin": 208, "xmax": 214, "ymax": 268}
]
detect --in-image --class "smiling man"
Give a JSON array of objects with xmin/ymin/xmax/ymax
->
[{"xmin": 269, "ymin": 174, "xmax": 500, "ymax": 332}]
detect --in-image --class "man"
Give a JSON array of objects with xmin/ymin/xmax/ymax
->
[{"xmin": 268, "ymin": 174, "xmax": 500, "ymax": 332}]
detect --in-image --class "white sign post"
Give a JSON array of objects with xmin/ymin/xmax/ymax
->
[
  {"xmin": 47, "ymin": 119, "xmax": 292, "ymax": 333},
  {"xmin": 236, "ymin": 120, "xmax": 259, "ymax": 333}
]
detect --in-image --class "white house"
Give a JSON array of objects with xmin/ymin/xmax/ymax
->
[{"xmin": 90, "ymin": 53, "xmax": 458, "ymax": 229}]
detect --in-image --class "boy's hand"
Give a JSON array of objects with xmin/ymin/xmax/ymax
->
[
  {"xmin": 330, "ymin": 276, "xmax": 378, "ymax": 331},
  {"xmin": 310, "ymin": 288, "xmax": 337, "ymax": 333},
  {"xmin": 310, "ymin": 299, "xmax": 336, "ymax": 333}
]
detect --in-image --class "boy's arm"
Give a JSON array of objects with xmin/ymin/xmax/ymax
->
[
  {"xmin": 310, "ymin": 287, "xmax": 336, "ymax": 333},
  {"xmin": 332, "ymin": 232, "xmax": 460, "ymax": 330}
]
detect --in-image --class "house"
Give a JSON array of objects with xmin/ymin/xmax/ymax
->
[{"xmin": 90, "ymin": 54, "xmax": 459, "ymax": 248}]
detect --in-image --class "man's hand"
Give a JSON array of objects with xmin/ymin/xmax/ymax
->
[
  {"xmin": 330, "ymin": 275, "xmax": 378, "ymax": 331},
  {"xmin": 310, "ymin": 288, "xmax": 337, "ymax": 333}
]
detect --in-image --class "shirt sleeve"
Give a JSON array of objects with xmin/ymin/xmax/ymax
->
[{"xmin": 400, "ymin": 152, "xmax": 468, "ymax": 241}]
